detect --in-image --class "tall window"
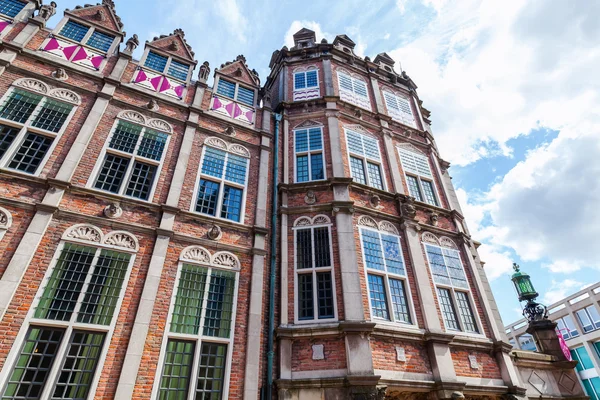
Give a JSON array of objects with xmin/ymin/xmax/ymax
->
[
  {"xmin": 570, "ymin": 346, "xmax": 600, "ymax": 400},
  {"xmin": 294, "ymin": 126, "xmax": 325, "ymax": 182},
  {"xmin": 0, "ymin": 0, "xmax": 26, "ymax": 18},
  {"xmin": 294, "ymin": 216, "xmax": 336, "ymax": 323},
  {"xmin": 215, "ymin": 78, "xmax": 255, "ymax": 107},
  {"xmin": 576, "ymin": 306, "xmax": 600, "ymax": 333},
  {"xmin": 424, "ymin": 235, "xmax": 479, "ymax": 334},
  {"xmin": 58, "ymin": 20, "xmax": 116, "ymax": 53},
  {"xmin": 556, "ymin": 315, "xmax": 579, "ymax": 339},
  {"xmin": 194, "ymin": 139, "xmax": 250, "ymax": 223},
  {"xmin": 398, "ymin": 146, "xmax": 439, "ymax": 206},
  {"xmin": 144, "ymin": 51, "xmax": 191, "ymax": 82},
  {"xmin": 0, "ymin": 225, "xmax": 137, "ymax": 400},
  {"xmin": 0, "ymin": 81, "xmax": 78, "ymax": 175},
  {"xmin": 156, "ymin": 247, "xmax": 239, "ymax": 400},
  {"xmin": 345, "ymin": 129, "xmax": 384, "ymax": 190},
  {"xmin": 337, "ymin": 71, "xmax": 370, "ymax": 110},
  {"xmin": 293, "ymin": 69, "xmax": 320, "ymax": 101},
  {"xmin": 383, "ymin": 91, "xmax": 417, "ymax": 128},
  {"xmin": 359, "ymin": 218, "xmax": 413, "ymax": 325},
  {"xmin": 92, "ymin": 114, "xmax": 171, "ymax": 201}
]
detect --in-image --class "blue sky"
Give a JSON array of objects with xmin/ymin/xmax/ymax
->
[{"xmin": 52, "ymin": 0, "xmax": 600, "ymax": 325}]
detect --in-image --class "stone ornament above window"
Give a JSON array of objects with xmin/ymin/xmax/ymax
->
[
  {"xmin": 421, "ymin": 231, "xmax": 458, "ymax": 249},
  {"xmin": 357, "ymin": 215, "xmax": 400, "ymax": 235},
  {"xmin": 293, "ymin": 214, "xmax": 331, "ymax": 227},
  {"xmin": 13, "ymin": 78, "xmax": 81, "ymax": 105},
  {"xmin": 180, "ymin": 245, "xmax": 241, "ymax": 270},
  {"xmin": 117, "ymin": 110, "xmax": 173, "ymax": 133},
  {"xmin": 62, "ymin": 223, "xmax": 139, "ymax": 252},
  {"xmin": 204, "ymin": 137, "xmax": 250, "ymax": 158},
  {"xmin": 0, "ymin": 206, "xmax": 13, "ymax": 240}
]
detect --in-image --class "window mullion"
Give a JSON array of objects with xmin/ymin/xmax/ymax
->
[
  {"xmin": 118, "ymin": 153, "xmax": 136, "ymax": 196},
  {"xmin": 0, "ymin": 125, "xmax": 27, "ymax": 168},
  {"xmin": 164, "ymin": 57, "xmax": 173, "ymax": 75},
  {"xmin": 383, "ymin": 274, "xmax": 395, "ymax": 323},
  {"xmin": 80, "ymin": 27, "xmax": 95, "ymax": 46},
  {"xmin": 310, "ymin": 227, "xmax": 318, "ymax": 320},
  {"xmin": 198, "ymin": 268, "xmax": 212, "ymax": 336},
  {"xmin": 26, "ymin": 98, "xmax": 45, "ymax": 127},
  {"xmin": 187, "ymin": 336, "xmax": 203, "ymax": 400},
  {"xmin": 450, "ymin": 288, "xmax": 464, "ymax": 332}
]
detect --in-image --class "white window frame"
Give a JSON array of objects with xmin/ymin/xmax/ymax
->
[
  {"xmin": 293, "ymin": 125, "xmax": 326, "ymax": 183},
  {"xmin": 383, "ymin": 90, "xmax": 417, "ymax": 128},
  {"xmin": 191, "ymin": 141, "xmax": 250, "ymax": 225},
  {"xmin": 398, "ymin": 146, "xmax": 440, "ymax": 206},
  {"xmin": 293, "ymin": 68, "xmax": 319, "ymax": 91},
  {"xmin": 358, "ymin": 224, "xmax": 417, "ymax": 329},
  {"xmin": 576, "ymin": 306, "xmax": 600, "ymax": 333},
  {"xmin": 0, "ymin": 225, "xmax": 138, "ymax": 400},
  {"xmin": 293, "ymin": 216, "xmax": 338, "ymax": 324},
  {"xmin": 53, "ymin": 17, "xmax": 120, "ymax": 56},
  {"xmin": 0, "ymin": 83, "xmax": 79, "ymax": 177},
  {"xmin": 87, "ymin": 115, "xmax": 172, "ymax": 203},
  {"xmin": 139, "ymin": 49, "xmax": 193, "ymax": 83},
  {"xmin": 423, "ymin": 237, "xmax": 484, "ymax": 337},
  {"xmin": 151, "ymin": 247, "xmax": 240, "ymax": 400},
  {"xmin": 556, "ymin": 315, "xmax": 580, "ymax": 340},
  {"xmin": 336, "ymin": 70, "xmax": 371, "ymax": 110},
  {"xmin": 213, "ymin": 76, "xmax": 257, "ymax": 108},
  {"xmin": 344, "ymin": 128, "xmax": 387, "ymax": 191}
]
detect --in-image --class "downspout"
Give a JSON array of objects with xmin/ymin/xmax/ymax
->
[{"xmin": 266, "ymin": 112, "xmax": 282, "ymax": 399}]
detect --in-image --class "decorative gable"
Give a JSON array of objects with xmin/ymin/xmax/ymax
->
[
  {"xmin": 65, "ymin": 0, "xmax": 124, "ymax": 34},
  {"xmin": 217, "ymin": 55, "xmax": 260, "ymax": 87},
  {"xmin": 146, "ymin": 29, "xmax": 195, "ymax": 62}
]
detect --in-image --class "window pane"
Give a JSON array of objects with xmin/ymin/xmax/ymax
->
[
  {"xmin": 0, "ymin": 0, "xmax": 26, "ymax": 18},
  {"xmin": 296, "ymin": 229, "xmax": 312, "ymax": 270},
  {"xmin": 362, "ymin": 136, "xmax": 380, "ymax": 160},
  {"xmin": 216, "ymin": 79, "xmax": 235, "ymax": 99},
  {"xmin": 338, "ymin": 73, "xmax": 353, "ymax": 92},
  {"xmin": 353, "ymin": 79, "xmax": 368, "ymax": 98},
  {"xmin": 35, "ymin": 244, "xmax": 96, "ymax": 321},
  {"xmin": 455, "ymin": 291, "xmax": 478, "ymax": 333},
  {"xmin": 224, "ymin": 154, "xmax": 247, "ymax": 184},
  {"xmin": 201, "ymin": 147, "xmax": 226, "ymax": 179},
  {"xmin": 125, "ymin": 161, "xmax": 157, "ymax": 200},
  {"xmin": 367, "ymin": 274, "xmax": 389, "ymax": 320},
  {"xmin": 109, "ymin": 122, "xmax": 142, "ymax": 153},
  {"xmin": 564, "ymin": 315, "xmax": 580, "ymax": 337},
  {"xmin": 52, "ymin": 331, "xmax": 105, "ymax": 400},
  {"xmin": 220, "ymin": 185, "xmax": 243, "ymax": 222},
  {"xmin": 575, "ymin": 346, "xmax": 595, "ymax": 370},
  {"xmin": 59, "ymin": 20, "xmax": 88, "ymax": 42},
  {"xmin": 237, "ymin": 86, "xmax": 255, "ymax": 106},
  {"xmin": 577, "ymin": 309, "xmax": 594, "ymax": 333},
  {"xmin": 144, "ymin": 51, "xmax": 168, "ymax": 73},
  {"xmin": 159, "ymin": 340, "xmax": 195, "ymax": 400},
  {"xmin": 306, "ymin": 70, "xmax": 318, "ymax": 88},
  {"xmin": 349, "ymin": 156, "xmax": 366, "ymax": 185},
  {"xmin": 171, "ymin": 265, "xmax": 208, "ymax": 335},
  {"xmin": 203, "ymin": 270, "xmax": 236, "ymax": 338},
  {"xmin": 296, "ymin": 155, "xmax": 309, "ymax": 182},
  {"xmin": 8, "ymin": 132, "xmax": 53, "ymax": 174},
  {"xmin": 310, "ymin": 153, "xmax": 324, "ymax": 180},
  {"xmin": 195, "ymin": 179, "xmax": 220, "ymax": 216},
  {"xmin": 0, "ymin": 124, "xmax": 20, "ymax": 159},
  {"xmin": 381, "ymin": 234, "xmax": 405, "ymax": 275},
  {"xmin": 0, "ymin": 89, "xmax": 42, "ymax": 123},
  {"xmin": 384, "ymin": 92, "xmax": 400, "ymax": 112},
  {"xmin": 196, "ymin": 343, "xmax": 227, "ymax": 399},
  {"xmin": 167, "ymin": 59, "xmax": 190, "ymax": 81},
  {"xmin": 556, "ymin": 318, "xmax": 570, "ymax": 339},
  {"xmin": 426, "ymin": 245, "xmax": 451, "ymax": 286},
  {"xmin": 362, "ymin": 230, "xmax": 385, "ymax": 271},
  {"xmin": 389, "ymin": 278, "xmax": 411, "ymax": 323},
  {"xmin": 295, "ymin": 129, "xmax": 308, "ymax": 152},
  {"xmin": 31, "ymin": 100, "xmax": 72, "ymax": 133},
  {"xmin": 367, "ymin": 162, "xmax": 383, "ymax": 190},
  {"xmin": 94, "ymin": 154, "xmax": 129, "ymax": 193},
  {"xmin": 294, "ymin": 72, "xmax": 306, "ymax": 90},
  {"xmin": 313, "ymin": 227, "xmax": 331, "ymax": 268},
  {"xmin": 437, "ymin": 288, "xmax": 459, "ymax": 330},
  {"xmin": 399, "ymin": 149, "xmax": 433, "ymax": 178},
  {"xmin": 2, "ymin": 327, "xmax": 64, "ymax": 400},
  {"xmin": 317, "ymin": 272, "xmax": 334, "ymax": 319},
  {"xmin": 298, "ymin": 273, "xmax": 314, "ymax": 320},
  {"xmin": 86, "ymin": 30, "xmax": 114, "ymax": 52},
  {"xmin": 406, "ymin": 175, "xmax": 423, "ymax": 201},
  {"xmin": 308, "ymin": 128, "xmax": 322, "ymax": 150},
  {"xmin": 587, "ymin": 306, "xmax": 600, "ymax": 329},
  {"xmin": 77, "ymin": 250, "xmax": 130, "ymax": 325},
  {"xmin": 137, "ymin": 130, "xmax": 168, "ymax": 161},
  {"xmin": 443, "ymin": 248, "xmax": 468, "ymax": 289},
  {"xmin": 346, "ymin": 131, "xmax": 363, "ymax": 155},
  {"xmin": 421, "ymin": 180, "xmax": 438, "ymax": 206},
  {"xmin": 518, "ymin": 333, "xmax": 537, "ymax": 351}
]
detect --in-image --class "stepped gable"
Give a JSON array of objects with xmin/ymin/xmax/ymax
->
[
  {"xmin": 65, "ymin": 0, "xmax": 124, "ymax": 34},
  {"xmin": 217, "ymin": 55, "xmax": 260, "ymax": 86},
  {"xmin": 146, "ymin": 29, "xmax": 196, "ymax": 62}
]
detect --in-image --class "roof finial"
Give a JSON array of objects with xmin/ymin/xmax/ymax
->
[{"xmin": 512, "ymin": 262, "xmax": 520, "ymax": 272}]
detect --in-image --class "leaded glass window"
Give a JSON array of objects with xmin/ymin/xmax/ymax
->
[
  {"xmin": 59, "ymin": 20, "xmax": 88, "ymax": 42},
  {"xmin": 360, "ymin": 227, "xmax": 412, "ymax": 325},
  {"xmin": 337, "ymin": 71, "xmax": 370, "ymax": 109},
  {"xmin": 383, "ymin": 91, "xmax": 417, "ymax": 128},
  {"xmin": 294, "ymin": 70, "xmax": 318, "ymax": 90},
  {"xmin": 1, "ymin": 237, "xmax": 134, "ymax": 400},
  {"xmin": 93, "ymin": 120, "xmax": 170, "ymax": 201},
  {"xmin": 145, "ymin": 51, "xmax": 168, "ymax": 73},
  {"xmin": 157, "ymin": 253, "xmax": 239, "ymax": 400},
  {"xmin": 167, "ymin": 59, "xmax": 191, "ymax": 81},
  {"xmin": 346, "ymin": 129, "xmax": 385, "ymax": 190},
  {"xmin": 195, "ymin": 145, "xmax": 249, "ymax": 223},
  {"xmin": 295, "ymin": 220, "xmax": 336, "ymax": 322},
  {"xmin": 215, "ymin": 78, "xmax": 256, "ymax": 108},
  {"xmin": 398, "ymin": 147, "xmax": 439, "ymax": 206},
  {"xmin": 437, "ymin": 287, "xmax": 459, "ymax": 330},
  {"xmin": 0, "ymin": 87, "xmax": 76, "ymax": 175},
  {"xmin": 58, "ymin": 20, "xmax": 115, "ymax": 54},
  {"xmin": 86, "ymin": 30, "xmax": 115, "ymax": 52},
  {"xmin": 0, "ymin": 0, "xmax": 26, "ymax": 18},
  {"xmin": 295, "ymin": 127, "xmax": 325, "ymax": 182}
]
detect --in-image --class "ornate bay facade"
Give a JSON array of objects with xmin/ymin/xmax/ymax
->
[{"xmin": 0, "ymin": 1, "xmax": 582, "ymax": 400}]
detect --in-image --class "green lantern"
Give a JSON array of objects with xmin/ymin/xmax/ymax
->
[{"xmin": 511, "ymin": 263, "xmax": 538, "ymax": 302}]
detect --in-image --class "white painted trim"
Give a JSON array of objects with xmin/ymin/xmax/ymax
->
[
  {"xmin": 292, "ymin": 125, "xmax": 327, "ymax": 183},
  {"xmin": 293, "ymin": 68, "xmax": 320, "ymax": 92},
  {"xmin": 343, "ymin": 128, "xmax": 389, "ymax": 191}
]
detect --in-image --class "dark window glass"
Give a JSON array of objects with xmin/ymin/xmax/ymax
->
[
  {"xmin": 317, "ymin": 272, "xmax": 334, "ymax": 318},
  {"xmin": 94, "ymin": 154, "xmax": 129, "ymax": 193},
  {"xmin": 389, "ymin": 278, "xmax": 411, "ymax": 323},
  {"xmin": 59, "ymin": 20, "xmax": 88, "ymax": 42},
  {"xmin": 195, "ymin": 343, "xmax": 227, "ymax": 399},
  {"xmin": 137, "ymin": 130, "xmax": 168, "ymax": 161},
  {"xmin": 86, "ymin": 30, "xmax": 115, "ymax": 52},
  {"xmin": 0, "ymin": 0, "xmax": 27, "ymax": 18},
  {"xmin": 0, "ymin": 89, "xmax": 42, "ymax": 123},
  {"xmin": 306, "ymin": 70, "xmax": 318, "ymax": 87},
  {"xmin": 438, "ymin": 287, "xmax": 459, "ymax": 330},
  {"xmin": 367, "ymin": 274, "xmax": 389, "ymax": 320},
  {"xmin": 2, "ymin": 327, "xmax": 64, "ymax": 400},
  {"xmin": 310, "ymin": 153, "xmax": 324, "ymax": 180},
  {"xmin": 313, "ymin": 227, "xmax": 331, "ymax": 268},
  {"xmin": 0, "ymin": 124, "xmax": 19, "ymax": 159},
  {"xmin": 216, "ymin": 79, "xmax": 235, "ymax": 99},
  {"xmin": 296, "ymin": 229, "xmax": 312, "ymax": 270},
  {"xmin": 367, "ymin": 162, "xmax": 383, "ymax": 190},
  {"xmin": 236, "ymin": 86, "xmax": 255, "ymax": 106},
  {"xmin": 203, "ymin": 270, "xmax": 235, "ymax": 338},
  {"xmin": 171, "ymin": 265, "xmax": 208, "ymax": 335},
  {"xmin": 294, "ymin": 72, "xmax": 306, "ymax": 90},
  {"xmin": 195, "ymin": 179, "xmax": 219, "ymax": 216},
  {"xmin": 298, "ymin": 273, "xmax": 314, "ymax": 320},
  {"xmin": 31, "ymin": 100, "xmax": 72, "ymax": 133},
  {"xmin": 167, "ymin": 59, "xmax": 190, "ymax": 81},
  {"xmin": 296, "ymin": 155, "xmax": 308, "ymax": 182},
  {"xmin": 220, "ymin": 185, "xmax": 242, "ymax": 222},
  {"xmin": 158, "ymin": 340, "xmax": 194, "ymax": 399},
  {"xmin": 108, "ymin": 122, "xmax": 141, "ymax": 154},
  {"xmin": 349, "ymin": 156, "xmax": 366, "ymax": 185},
  {"xmin": 8, "ymin": 132, "xmax": 53, "ymax": 173},
  {"xmin": 455, "ymin": 291, "xmax": 478, "ymax": 333},
  {"xmin": 125, "ymin": 161, "xmax": 157, "ymax": 200},
  {"xmin": 144, "ymin": 51, "xmax": 168, "ymax": 73},
  {"xmin": 421, "ymin": 179, "xmax": 438, "ymax": 206},
  {"xmin": 406, "ymin": 175, "xmax": 423, "ymax": 201}
]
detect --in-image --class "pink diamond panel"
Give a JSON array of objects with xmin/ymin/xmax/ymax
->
[
  {"xmin": 211, "ymin": 95, "xmax": 254, "ymax": 124},
  {"xmin": 0, "ymin": 20, "xmax": 11, "ymax": 34}
]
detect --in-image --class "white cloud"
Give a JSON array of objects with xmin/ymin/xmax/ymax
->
[
  {"xmin": 396, "ymin": 0, "xmax": 407, "ymax": 14},
  {"xmin": 215, "ymin": 0, "xmax": 248, "ymax": 42},
  {"xmin": 542, "ymin": 279, "xmax": 585, "ymax": 305},
  {"xmin": 284, "ymin": 21, "xmax": 332, "ymax": 48},
  {"xmin": 384, "ymin": 33, "xmax": 391, "ymax": 40}
]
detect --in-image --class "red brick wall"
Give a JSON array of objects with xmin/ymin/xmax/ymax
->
[
  {"xmin": 291, "ymin": 337, "xmax": 347, "ymax": 371},
  {"xmin": 451, "ymin": 349, "xmax": 502, "ymax": 379},
  {"xmin": 371, "ymin": 337, "xmax": 432, "ymax": 374}
]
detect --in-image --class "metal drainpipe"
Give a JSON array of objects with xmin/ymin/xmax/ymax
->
[{"xmin": 265, "ymin": 112, "xmax": 282, "ymax": 399}]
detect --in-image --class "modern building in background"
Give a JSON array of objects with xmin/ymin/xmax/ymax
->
[
  {"xmin": 0, "ymin": 1, "xmax": 586, "ymax": 399},
  {"xmin": 506, "ymin": 282, "xmax": 600, "ymax": 400}
]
